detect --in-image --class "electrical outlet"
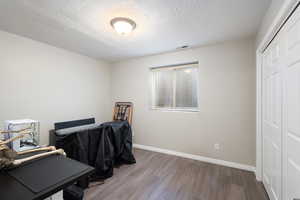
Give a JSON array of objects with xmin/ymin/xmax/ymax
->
[{"xmin": 214, "ymin": 143, "xmax": 220, "ymax": 150}]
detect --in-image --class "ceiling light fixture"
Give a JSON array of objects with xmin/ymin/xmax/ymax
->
[
  {"xmin": 110, "ymin": 17, "xmax": 136, "ymax": 35},
  {"xmin": 184, "ymin": 69, "xmax": 192, "ymax": 74}
]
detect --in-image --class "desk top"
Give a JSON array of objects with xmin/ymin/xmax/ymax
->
[{"xmin": 0, "ymin": 154, "xmax": 94, "ymax": 200}]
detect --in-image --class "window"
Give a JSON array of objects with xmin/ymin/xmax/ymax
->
[{"xmin": 151, "ymin": 62, "xmax": 199, "ymax": 111}]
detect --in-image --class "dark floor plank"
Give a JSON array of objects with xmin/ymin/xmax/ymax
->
[{"xmin": 85, "ymin": 149, "xmax": 269, "ymax": 200}]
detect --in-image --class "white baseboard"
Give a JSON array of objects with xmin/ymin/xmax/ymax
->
[{"xmin": 133, "ymin": 144, "xmax": 256, "ymax": 173}]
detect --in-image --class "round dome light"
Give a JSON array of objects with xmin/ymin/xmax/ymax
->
[{"xmin": 110, "ymin": 17, "xmax": 136, "ymax": 35}]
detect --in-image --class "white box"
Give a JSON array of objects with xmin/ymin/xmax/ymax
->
[{"xmin": 4, "ymin": 119, "xmax": 40, "ymax": 152}]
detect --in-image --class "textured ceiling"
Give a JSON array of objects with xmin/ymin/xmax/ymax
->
[{"xmin": 0, "ymin": 0, "xmax": 271, "ymax": 62}]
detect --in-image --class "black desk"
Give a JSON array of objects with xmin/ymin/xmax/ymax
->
[{"xmin": 0, "ymin": 155, "xmax": 94, "ymax": 200}]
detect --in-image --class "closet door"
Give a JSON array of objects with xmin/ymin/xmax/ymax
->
[
  {"xmin": 262, "ymin": 33, "xmax": 283, "ymax": 200},
  {"xmin": 282, "ymin": 5, "xmax": 300, "ymax": 200}
]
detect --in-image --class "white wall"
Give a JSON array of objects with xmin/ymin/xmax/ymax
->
[
  {"xmin": 0, "ymin": 29, "xmax": 256, "ymax": 166},
  {"xmin": 256, "ymin": 0, "xmax": 285, "ymax": 47},
  {"xmin": 0, "ymin": 30, "xmax": 111, "ymax": 145},
  {"xmin": 111, "ymin": 38, "xmax": 256, "ymax": 166}
]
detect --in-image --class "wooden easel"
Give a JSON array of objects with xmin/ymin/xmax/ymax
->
[{"xmin": 113, "ymin": 102, "xmax": 133, "ymax": 125}]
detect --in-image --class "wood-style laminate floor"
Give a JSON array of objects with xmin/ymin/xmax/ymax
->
[{"xmin": 85, "ymin": 149, "xmax": 269, "ymax": 200}]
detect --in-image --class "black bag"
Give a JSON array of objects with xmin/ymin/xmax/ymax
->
[{"xmin": 63, "ymin": 185, "xmax": 84, "ymax": 200}]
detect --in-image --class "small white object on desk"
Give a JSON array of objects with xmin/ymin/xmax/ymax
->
[{"xmin": 4, "ymin": 119, "xmax": 40, "ymax": 152}]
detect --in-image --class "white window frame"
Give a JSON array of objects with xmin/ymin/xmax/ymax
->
[{"xmin": 150, "ymin": 62, "xmax": 200, "ymax": 112}]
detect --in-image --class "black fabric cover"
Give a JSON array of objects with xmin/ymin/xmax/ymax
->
[{"xmin": 55, "ymin": 121, "xmax": 136, "ymax": 187}]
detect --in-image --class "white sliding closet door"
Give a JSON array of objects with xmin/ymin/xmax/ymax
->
[
  {"xmin": 262, "ymin": 4, "xmax": 300, "ymax": 200},
  {"xmin": 262, "ymin": 34, "xmax": 283, "ymax": 200},
  {"xmin": 282, "ymin": 5, "xmax": 300, "ymax": 200}
]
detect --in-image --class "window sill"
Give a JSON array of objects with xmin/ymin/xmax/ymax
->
[{"xmin": 150, "ymin": 107, "xmax": 200, "ymax": 113}]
